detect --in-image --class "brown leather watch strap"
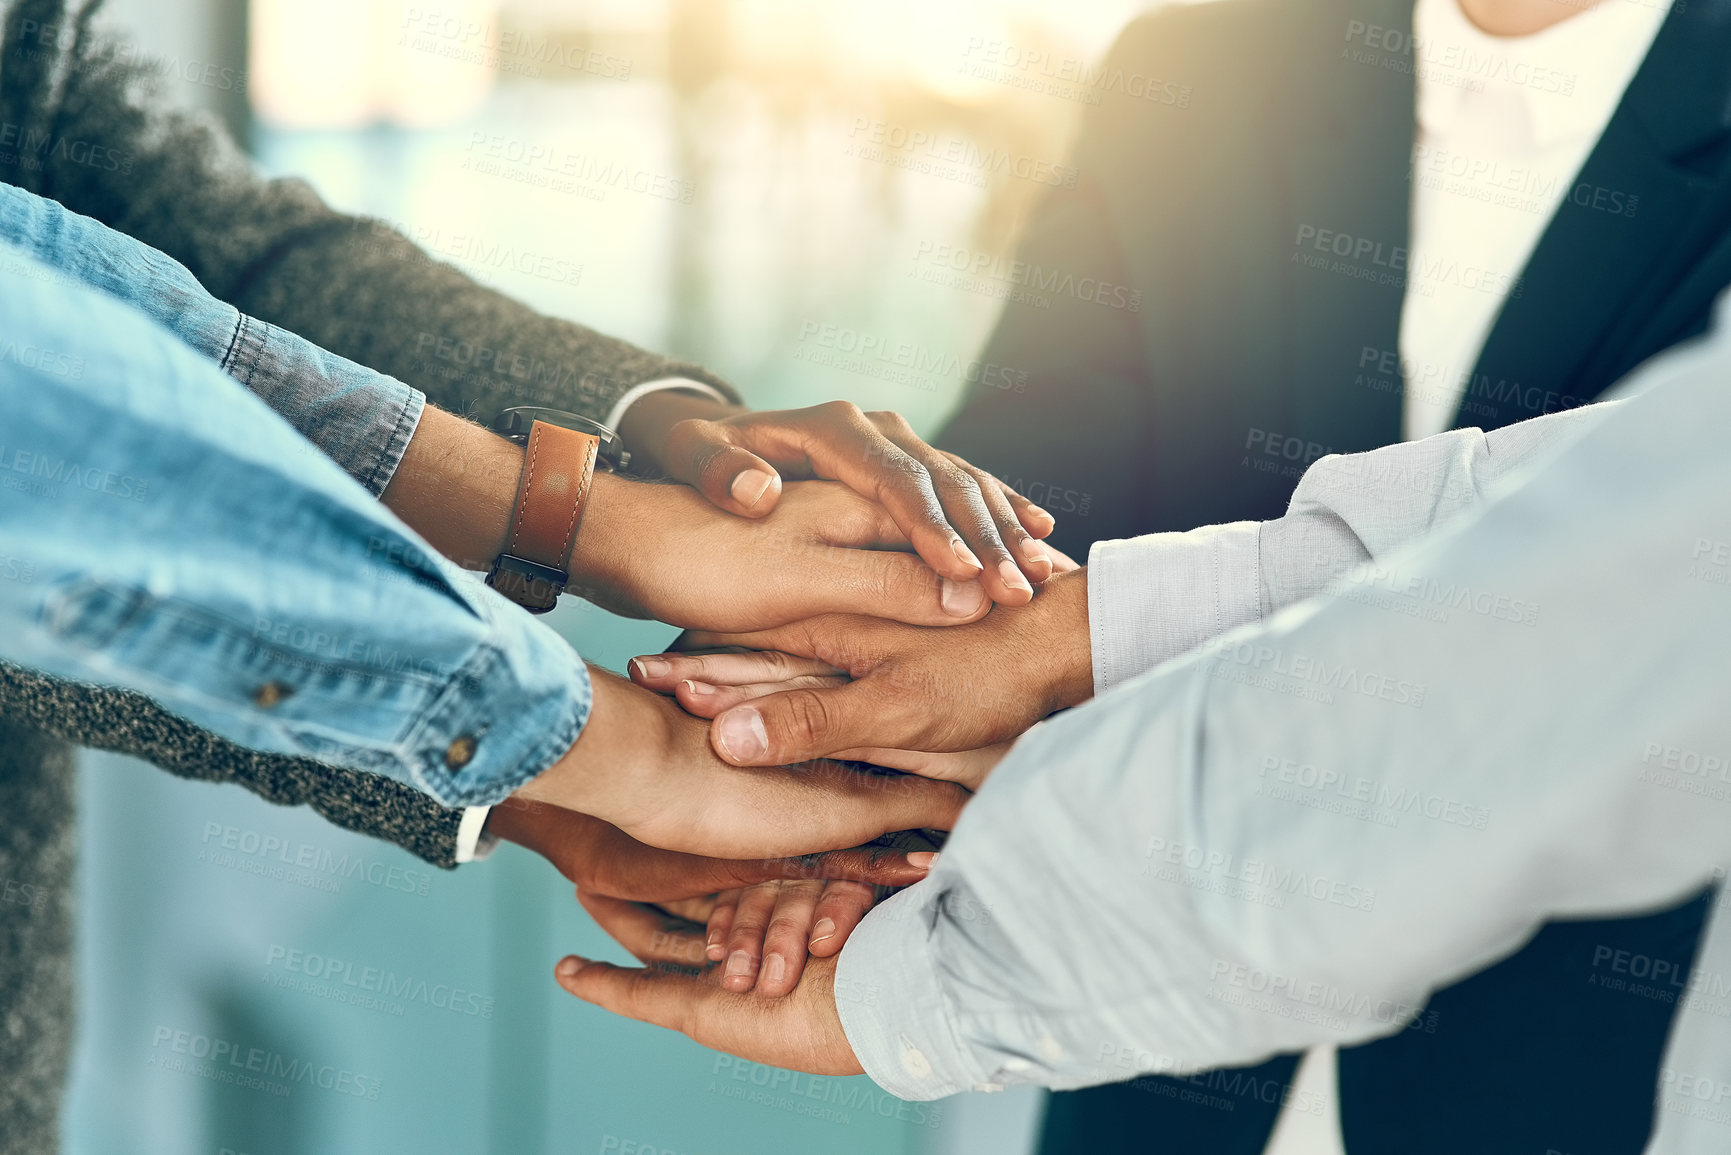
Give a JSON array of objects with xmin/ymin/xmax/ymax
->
[{"xmin": 486, "ymin": 420, "xmax": 600, "ymax": 613}]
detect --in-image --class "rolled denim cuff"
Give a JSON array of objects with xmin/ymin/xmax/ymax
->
[
  {"xmin": 221, "ymin": 312, "xmax": 427, "ymax": 496},
  {"xmin": 0, "ymin": 183, "xmax": 425, "ymax": 496}
]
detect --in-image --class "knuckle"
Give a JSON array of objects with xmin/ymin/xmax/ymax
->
[
  {"xmin": 865, "ymin": 409, "xmax": 915, "ymax": 436},
  {"xmin": 880, "ymin": 458, "xmax": 937, "ymax": 504},
  {"xmin": 780, "ymin": 688, "xmax": 835, "ymax": 747},
  {"xmin": 665, "ymin": 416, "xmax": 719, "ymax": 458},
  {"xmin": 933, "ymin": 463, "xmax": 979, "ymax": 494},
  {"xmin": 870, "ymin": 555, "xmax": 925, "ymax": 604},
  {"xmin": 816, "ymin": 399, "xmax": 863, "ymax": 424},
  {"xmin": 766, "ymin": 915, "xmax": 810, "ymax": 941},
  {"xmin": 691, "ymin": 443, "xmax": 746, "ymax": 488}
]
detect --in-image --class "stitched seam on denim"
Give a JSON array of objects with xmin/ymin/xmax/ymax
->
[
  {"xmin": 364, "ymin": 389, "xmax": 419, "ymax": 497},
  {"xmin": 218, "ymin": 310, "xmax": 246, "ymax": 372},
  {"xmin": 241, "ymin": 321, "xmax": 265, "ymax": 391}
]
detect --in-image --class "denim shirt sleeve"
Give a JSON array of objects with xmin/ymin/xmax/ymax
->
[
  {"xmin": 0, "ymin": 183, "xmax": 422, "ymax": 497},
  {"xmin": 0, "ymin": 244, "xmax": 588, "ymax": 807}
]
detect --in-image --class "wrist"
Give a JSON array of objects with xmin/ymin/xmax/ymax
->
[
  {"xmin": 380, "ymin": 405, "xmax": 524, "ymax": 570},
  {"xmin": 481, "ymin": 795, "xmax": 547, "ymax": 852},
  {"xmin": 516, "ymin": 668, "xmax": 674, "ymax": 828},
  {"xmin": 1032, "ymin": 567, "xmax": 1093, "ymax": 712},
  {"xmin": 564, "ymin": 471, "xmax": 660, "ymax": 615}
]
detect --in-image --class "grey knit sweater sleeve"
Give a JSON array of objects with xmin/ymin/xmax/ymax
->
[
  {"xmin": 0, "ymin": 0, "xmax": 738, "ymax": 427},
  {"xmin": 0, "ymin": 662, "xmax": 466, "ymax": 869},
  {"xmin": 0, "ymin": 0, "xmax": 725, "ymax": 869}
]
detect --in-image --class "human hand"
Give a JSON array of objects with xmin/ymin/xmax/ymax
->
[
  {"xmin": 631, "ymin": 655, "xmax": 1012, "ymax": 789},
  {"xmin": 627, "ymin": 569, "xmax": 1092, "ymax": 768},
  {"xmin": 557, "ymin": 894, "xmax": 863, "ymax": 1076},
  {"xmin": 702, "ymin": 879, "xmax": 878, "ymax": 993},
  {"xmin": 567, "ymin": 472, "xmax": 1009, "ymax": 630},
  {"xmin": 379, "ymin": 406, "xmax": 1013, "ymax": 627},
  {"xmin": 516, "ymin": 668, "xmax": 968, "ymax": 858},
  {"xmin": 618, "ymin": 393, "xmax": 1056, "ymax": 604},
  {"xmin": 483, "ymin": 796, "xmax": 935, "ymax": 902},
  {"xmin": 699, "ymin": 826, "xmax": 941, "ymax": 995}
]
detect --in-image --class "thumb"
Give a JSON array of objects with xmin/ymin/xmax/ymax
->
[
  {"xmin": 709, "ymin": 683, "xmax": 893, "ymax": 766},
  {"xmin": 663, "ymin": 419, "xmax": 784, "ymax": 517}
]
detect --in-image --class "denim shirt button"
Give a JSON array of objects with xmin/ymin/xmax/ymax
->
[
  {"xmin": 250, "ymin": 682, "xmax": 293, "ymax": 709},
  {"xmin": 444, "ymin": 734, "xmax": 479, "ymax": 769}
]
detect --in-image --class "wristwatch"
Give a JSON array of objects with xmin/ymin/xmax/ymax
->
[
  {"xmin": 484, "ymin": 408, "xmax": 625, "ymax": 614},
  {"xmin": 491, "ymin": 406, "xmax": 630, "ymax": 472}
]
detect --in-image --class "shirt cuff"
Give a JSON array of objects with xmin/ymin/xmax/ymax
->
[
  {"xmin": 396, "ymin": 574, "xmax": 593, "ymax": 807},
  {"xmin": 835, "ymin": 886, "xmax": 981, "ymax": 1101},
  {"xmin": 454, "ymin": 806, "xmax": 497, "ymax": 863},
  {"xmin": 1086, "ymin": 522, "xmax": 1263, "ymax": 694},
  {"xmin": 603, "ymin": 377, "xmax": 733, "ymax": 433},
  {"xmin": 224, "ymin": 312, "xmax": 428, "ymax": 499}
]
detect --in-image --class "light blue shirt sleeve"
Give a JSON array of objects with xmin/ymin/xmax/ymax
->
[
  {"xmin": 838, "ymin": 306, "xmax": 1731, "ymax": 1105},
  {"xmin": 0, "ymin": 245, "xmax": 589, "ymax": 808},
  {"xmin": 1085, "ymin": 399, "xmax": 1615, "ymax": 691},
  {"xmin": 0, "ymin": 182, "xmax": 423, "ymax": 497}
]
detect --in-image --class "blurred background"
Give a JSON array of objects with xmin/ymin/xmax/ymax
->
[{"xmin": 64, "ymin": 1, "xmax": 1190, "ymax": 1152}]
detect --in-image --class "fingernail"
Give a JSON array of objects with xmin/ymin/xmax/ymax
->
[
  {"xmin": 906, "ymin": 851, "xmax": 940, "ymax": 870},
  {"xmin": 682, "ymin": 679, "xmax": 715, "ymax": 698},
  {"xmin": 631, "ymin": 657, "xmax": 671, "ymax": 679},
  {"xmin": 716, "ymin": 707, "xmax": 768, "ymax": 761},
  {"xmin": 950, "ymin": 537, "xmax": 983, "ymax": 571},
  {"xmin": 940, "ymin": 578, "xmax": 986, "ymax": 617},
  {"xmin": 809, "ymin": 918, "xmax": 838, "ymax": 946},
  {"xmin": 1020, "ymin": 538, "xmax": 1050, "ymax": 567},
  {"xmin": 706, "ymin": 940, "xmax": 725, "ymax": 961},
  {"xmin": 998, "ymin": 559, "xmax": 1033, "ymax": 593},
  {"xmin": 725, "ymin": 950, "xmax": 755, "ymax": 979},
  {"xmin": 556, "ymin": 956, "xmax": 582, "ymax": 978},
  {"xmin": 731, "ymin": 470, "xmax": 775, "ymax": 509},
  {"xmin": 763, "ymin": 954, "xmax": 787, "ymax": 986}
]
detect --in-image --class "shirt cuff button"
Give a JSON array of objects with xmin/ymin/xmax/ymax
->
[
  {"xmin": 445, "ymin": 734, "xmax": 479, "ymax": 769},
  {"xmin": 898, "ymin": 1038, "xmax": 932, "ymax": 1080},
  {"xmin": 250, "ymin": 682, "xmax": 293, "ymax": 709}
]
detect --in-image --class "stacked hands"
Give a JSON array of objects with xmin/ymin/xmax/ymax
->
[{"xmin": 458, "ymin": 396, "xmax": 1096, "ymax": 1072}]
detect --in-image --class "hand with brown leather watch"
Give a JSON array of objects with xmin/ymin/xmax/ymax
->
[{"xmin": 380, "ymin": 403, "xmax": 1069, "ymax": 634}]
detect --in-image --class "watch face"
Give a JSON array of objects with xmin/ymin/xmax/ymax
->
[{"xmin": 491, "ymin": 407, "xmax": 628, "ymax": 470}]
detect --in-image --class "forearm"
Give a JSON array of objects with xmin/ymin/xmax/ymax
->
[
  {"xmin": 1259, "ymin": 399, "xmax": 1619, "ymax": 611},
  {"xmin": 1088, "ymin": 400, "xmax": 1618, "ymax": 693}
]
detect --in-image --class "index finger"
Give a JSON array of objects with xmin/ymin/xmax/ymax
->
[{"xmin": 737, "ymin": 402, "xmax": 988, "ymax": 584}]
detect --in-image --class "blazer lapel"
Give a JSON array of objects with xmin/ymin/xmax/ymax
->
[{"xmin": 1459, "ymin": 0, "xmax": 1731, "ymax": 432}]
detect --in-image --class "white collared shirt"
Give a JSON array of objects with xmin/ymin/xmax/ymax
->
[{"xmin": 1399, "ymin": 0, "xmax": 1670, "ymax": 440}]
